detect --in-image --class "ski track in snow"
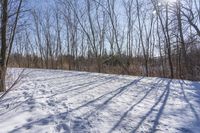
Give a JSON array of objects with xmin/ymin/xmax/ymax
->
[{"xmin": 0, "ymin": 68, "xmax": 200, "ymax": 133}]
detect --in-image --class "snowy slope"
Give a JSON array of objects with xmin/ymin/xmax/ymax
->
[{"xmin": 0, "ymin": 68, "xmax": 200, "ymax": 133}]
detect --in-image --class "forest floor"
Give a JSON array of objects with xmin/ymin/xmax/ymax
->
[{"xmin": 0, "ymin": 68, "xmax": 200, "ymax": 133}]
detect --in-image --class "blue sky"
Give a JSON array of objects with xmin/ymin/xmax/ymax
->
[{"xmin": 28, "ymin": 0, "xmax": 54, "ymax": 10}]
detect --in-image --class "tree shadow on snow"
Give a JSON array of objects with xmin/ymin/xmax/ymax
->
[
  {"xmin": 6, "ymin": 74, "xmax": 200, "ymax": 133},
  {"xmin": 179, "ymin": 80, "xmax": 200, "ymax": 122},
  {"xmin": 8, "ymin": 77, "xmax": 144, "ymax": 133},
  {"xmin": 129, "ymin": 79, "xmax": 172, "ymax": 133},
  {"xmin": 69, "ymin": 77, "xmax": 144, "ymax": 115},
  {"xmin": 43, "ymin": 74, "xmax": 118, "ymax": 99},
  {"xmin": 108, "ymin": 78, "xmax": 165, "ymax": 133}
]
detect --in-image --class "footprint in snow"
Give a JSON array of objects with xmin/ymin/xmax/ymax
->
[
  {"xmin": 47, "ymin": 99, "xmax": 56, "ymax": 107},
  {"xmin": 22, "ymin": 92, "xmax": 30, "ymax": 98},
  {"xmin": 62, "ymin": 102, "xmax": 68, "ymax": 108},
  {"xmin": 56, "ymin": 123, "xmax": 71, "ymax": 132},
  {"xmin": 72, "ymin": 117, "xmax": 91, "ymax": 132}
]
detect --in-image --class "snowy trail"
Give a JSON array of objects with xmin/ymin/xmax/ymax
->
[{"xmin": 0, "ymin": 68, "xmax": 200, "ymax": 133}]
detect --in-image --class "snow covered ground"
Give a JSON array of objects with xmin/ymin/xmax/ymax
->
[{"xmin": 0, "ymin": 68, "xmax": 200, "ymax": 133}]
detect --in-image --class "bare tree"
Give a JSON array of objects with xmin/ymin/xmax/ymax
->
[{"xmin": 0, "ymin": 0, "xmax": 23, "ymax": 92}]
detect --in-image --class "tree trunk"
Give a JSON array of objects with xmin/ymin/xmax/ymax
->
[
  {"xmin": 0, "ymin": 67, "xmax": 6, "ymax": 92},
  {"xmin": 177, "ymin": 2, "xmax": 188, "ymax": 78},
  {"xmin": 0, "ymin": 0, "xmax": 8, "ymax": 92}
]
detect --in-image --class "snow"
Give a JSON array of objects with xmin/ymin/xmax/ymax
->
[{"xmin": 0, "ymin": 68, "xmax": 200, "ymax": 133}]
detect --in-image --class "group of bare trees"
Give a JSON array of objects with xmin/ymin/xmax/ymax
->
[
  {"xmin": 10, "ymin": 0, "xmax": 200, "ymax": 79},
  {"xmin": 1, "ymin": 0, "xmax": 200, "ymax": 91}
]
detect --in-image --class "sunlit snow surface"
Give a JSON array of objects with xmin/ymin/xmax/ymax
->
[{"xmin": 0, "ymin": 68, "xmax": 200, "ymax": 133}]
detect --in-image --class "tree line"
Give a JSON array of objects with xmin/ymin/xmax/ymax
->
[{"xmin": 1, "ymin": 0, "xmax": 200, "ymax": 91}]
